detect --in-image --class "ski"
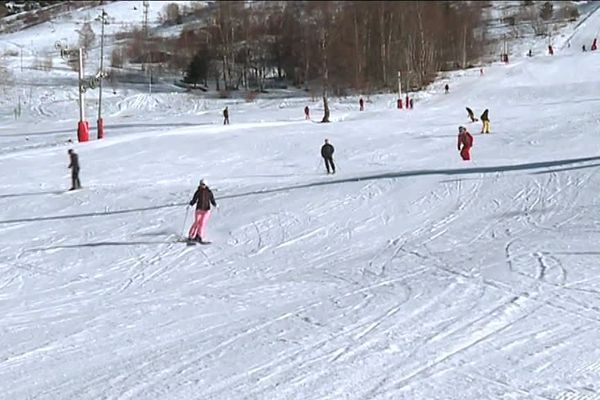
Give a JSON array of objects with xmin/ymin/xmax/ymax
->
[{"xmin": 176, "ymin": 238, "xmax": 211, "ymax": 246}]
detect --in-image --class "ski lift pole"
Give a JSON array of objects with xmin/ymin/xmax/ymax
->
[{"xmin": 77, "ymin": 48, "xmax": 89, "ymax": 142}]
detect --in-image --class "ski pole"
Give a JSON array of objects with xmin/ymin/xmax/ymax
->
[
  {"xmin": 316, "ymin": 157, "xmax": 323, "ymax": 172},
  {"xmin": 180, "ymin": 206, "xmax": 190, "ymax": 238}
]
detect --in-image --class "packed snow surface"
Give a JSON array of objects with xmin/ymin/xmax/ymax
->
[{"xmin": 1, "ymin": 4, "xmax": 600, "ymax": 400}]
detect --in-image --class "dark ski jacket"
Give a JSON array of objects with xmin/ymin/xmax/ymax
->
[
  {"xmin": 480, "ymin": 109, "xmax": 489, "ymax": 122},
  {"xmin": 223, "ymin": 108, "xmax": 229, "ymax": 118},
  {"xmin": 190, "ymin": 186, "xmax": 217, "ymax": 211},
  {"xmin": 321, "ymin": 143, "xmax": 334, "ymax": 158},
  {"xmin": 68, "ymin": 152, "xmax": 80, "ymax": 172},
  {"xmin": 466, "ymin": 107, "xmax": 474, "ymax": 117}
]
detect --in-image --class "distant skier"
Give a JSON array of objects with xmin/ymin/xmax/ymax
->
[
  {"xmin": 457, "ymin": 126, "xmax": 473, "ymax": 161},
  {"xmin": 527, "ymin": 49, "xmax": 532, "ymax": 57},
  {"xmin": 304, "ymin": 106, "xmax": 310, "ymax": 120},
  {"xmin": 592, "ymin": 38, "xmax": 597, "ymax": 51},
  {"xmin": 320, "ymin": 139, "xmax": 336, "ymax": 174},
  {"xmin": 188, "ymin": 179, "xmax": 217, "ymax": 243},
  {"xmin": 548, "ymin": 45, "xmax": 554, "ymax": 55},
  {"xmin": 444, "ymin": 84, "xmax": 449, "ymax": 94},
  {"xmin": 466, "ymin": 107, "xmax": 478, "ymax": 123},
  {"xmin": 409, "ymin": 98, "xmax": 414, "ymax": 109},
  {"xmin": 359, "ymin": 97, "xmax": 364, "ymax": 111},
  {"xmin": 583, "ymin": 44, "xmax": 587, "ymax": 52},
  {"xmin": 480, "ymin": 109, "xmax": 491, "ymax": 134},
  {"xmin": 67, "ymin": 149, "xmax": 81, "ymax": 191},
  {"xmin": 223, "ymin": 106, "xmax": 229, "ymax": 125}
]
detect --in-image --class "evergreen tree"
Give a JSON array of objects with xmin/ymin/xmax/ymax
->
[
  {"xmin": 183, "ymin": 50, "xmax": 209, "ymax": 87},
  {"xmin": 540, "ymin": 2, "xmax": 553, "ymax": 21}
]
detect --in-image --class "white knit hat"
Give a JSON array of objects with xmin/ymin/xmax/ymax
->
[{"xmin": 200, "ymin": 179, "xmax": 207, "ymax": 186}]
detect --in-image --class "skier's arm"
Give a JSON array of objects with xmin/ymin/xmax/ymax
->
[
  {"xmin": 457, "ymin": 135, "xmax": 461, "ymax": 150},
  {"xmin": 209, "ymin": 191, "xmax": 217, "ymax": 207},
  {"xmin": 189, "ymin": 190, "xmax": 199, "ymax": 206}
]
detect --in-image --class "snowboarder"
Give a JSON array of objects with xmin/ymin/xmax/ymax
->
[
  {"xmin": 457, "ymin": 126, "xmax": 473, "ymax": 161},
  {"xmin": 321, "ymin": 139, "xmax": 336, "ymax": 175},
  {"xmin": 67, "ymin": 149, "xmax": 81, "ymax": 190},
  {"xmin": 359, "ymin": 97, "xmax": 364, "ymax": 111},
  {"xmin": 304, "ymin": 106, "xmax": 310, "ymax": 120},
  {"xmin": 592, "ymin": 38, "xmax": 597, "ymax": 51},
  {"xmin": 548, "ymin": 45, "xmax": 554, "ymax": 55},
  {"xmin": 466, "ymin": 107, "xmax": 478, "ymax": 123},
  {"xmin": 444, "ymin": 84, "xmax": 449, "ymax": 94},
  {"xmin": 480, "ymin": 109, "xmax": 491, "ymax": 134},
  {"xmin": 223, "ymin": 106, "xmax": 229, "ymax": 125},
  {"xmin": 188, "ymin": 179, "xmax": 217, "ymax": 243}
]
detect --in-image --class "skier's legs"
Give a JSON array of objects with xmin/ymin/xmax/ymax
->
[
  {"xmin": 328, "ymin": 157, "xmax": 336, "ymax": 173},
  {"xmin": 198, "ymin": 210, "xmax": 211, "ymax": 239},
  {"xmin": 75, "ymin": 169, "xmax": 81, "ymax": 189},
  {"xmin": 460, "ymin": 146, "xmax": 471, "ymax": 161},
  {"xmin": 323, "ymin": 158, "xmax": 331, "ymax": 174},
  {"xmin": 482, "ymin": 120, "xmax": 490, "ymax": 133},
  {"xmin": 71, "ymin": 169, "xmax": 80, "ymax": 189},
  {"xmin": 188, "ymin": 210, "xmax": 203, "ymax": 238}
]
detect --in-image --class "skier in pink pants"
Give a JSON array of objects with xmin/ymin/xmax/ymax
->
[{"xmin": 188, "ymin": 179, "xmax": 217, "ymax": 243}]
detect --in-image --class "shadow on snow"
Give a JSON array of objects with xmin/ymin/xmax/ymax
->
[{"xmin": 1, "ymin": 154, "xmax": 600, "ymax": 226}]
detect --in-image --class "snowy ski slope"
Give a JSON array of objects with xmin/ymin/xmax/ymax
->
[{"xmin": 1, "ymin": 3, "xmax": 600, "ymax": 400}]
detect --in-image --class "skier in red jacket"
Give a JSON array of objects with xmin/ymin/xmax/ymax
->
[{"xmin": 457, "ymin": 126, "xmax": 473, "ymax": 161}]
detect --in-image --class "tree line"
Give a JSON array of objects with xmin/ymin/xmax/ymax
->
[{"xmin": 113, "ymin": 1, "xmax": 487, "ymax": 95}]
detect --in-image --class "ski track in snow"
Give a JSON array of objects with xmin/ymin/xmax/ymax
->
[{"xmin": 1, "ymin": 4, "xmax": 600, "ymax": 400}]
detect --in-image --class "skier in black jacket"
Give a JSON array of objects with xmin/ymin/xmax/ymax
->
[
  {"xmin": 223, "ymin": 107, "xmax": 229, "ymax": 125},
  {"xmin": 321, "ymin": 139, "xmax": 336, "ymax": 174},
  {"xmin": 67, "ymin": 149, "xmax": 81, "ymax": 190},
  {"xmin": 188, "ymin": 179, "xmax": 217, "ymax": 243},
  {"xmin": 466, "ymin": 107, "xmax": 478, "ymax": 123}
]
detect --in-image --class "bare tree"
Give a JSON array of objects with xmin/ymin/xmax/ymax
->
[{"xmin": 77, "ymin": 21, "xmax": 96, "ymax": 51}]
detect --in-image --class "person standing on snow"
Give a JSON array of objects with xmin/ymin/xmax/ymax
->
[
  {"xmin": 359, "ymin": 97, "xmax": 364, "ymax": 111},
  {"xmin": 304, "ymin": 106, "xmax": 310, "ymax": 120},
  {"xmin": 466, "ymin": 107, "xmax": 478, "ymax": 123},
  {"xmin": 444, "ymin": 84, "xmax": 449, "ymax": 94},
  {"xmin": 188, "ymin": 179, "xmax": 217, "ymax": 243},
  {"xmin": 321, "ymin": 139, "xmax": 336, "ymax": 174},
  {"xmin": 67, "ymin": 149, "xmax": 81, "ymax": 190},
  {"xmin": 457, "ymin": 126, "xmax": 473, "ymax": 161},
  {"xmin": 223, "ymin": 106, "xmax": 229, "ymax": 125},
  {"xmin": 592, "ymin": 38, "xmax": 597, "ymax": 51},
  {"xmin": 480, "ymin": 109, "xmax": 491, "ymax": 134}
]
